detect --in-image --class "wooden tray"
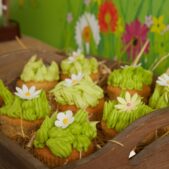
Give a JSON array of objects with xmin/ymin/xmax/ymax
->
[{"xmin": 0, "ymin": 49, "xmax": 169, "ymax": 169}]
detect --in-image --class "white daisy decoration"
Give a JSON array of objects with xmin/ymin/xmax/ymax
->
[
  {"xmin": 75, "ymin": 12, "xmax": 100, "ymax": 54},
  {"xmin": 156, "ymin": 73, "xmax": 169, "ymax": 87},
  {"xmin": 68, "ymin": 49, "xmax": 82, "ymax": 63},
  {"xmin": 121, "ymin": 63, "xmax": 142, "ymax": 69},
  {"xmin": 15, "ymin": 85, "xmax": 41, "ymax": 100},
  {"xmin": 115, "ymin": 92, "xmax": 142, "ymax": 112},
  {"xmin": 64, "ymin": 72, "xmax": 83, "ymax": 87},
  {"xmin": 55, "ymin": 110, "xmax": 74, "ymax": 129}
]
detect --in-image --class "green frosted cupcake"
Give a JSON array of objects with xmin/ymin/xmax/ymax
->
[
  {"xmin": 34, "ymin": 110, "xmax": 96, "ymax": 167},
  {"xmin": 50, "ymin": 73, "xmax": 104, "ymax": 121},
  {"xmin": 107, "ymin": 65, "xmax": 153, "ymax": 102},
  {"xmin": 61, "ymin": 50, "xmax": 99, "ymax": 81},
  {"xmin": 0, "ymin": 80, "xmax": 50, "ymax": 140},
  {"xmin": 149, "ymin": 73, "xmax": 169, "ymax": 109},
  {"xmin": 101, "ymin": 92, "xmax": 153, "ymax": 138},
  {"xmin": 16, "ymin": 55, "xmax": 59, "ymax": 91}
]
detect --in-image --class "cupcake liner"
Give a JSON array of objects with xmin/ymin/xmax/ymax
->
[
  {"xmin": 0, "ymin": 97, "xmax": 3, "ymax": 107},
  {"xmin": 16, "ymin": 79, "xmax": 58, "ymax": 91},
  {"xmin": 34, "ymin": 143, "xmax": 95, "ymax": 168},
  {"xmin": 101, "ymin": 121, "xmax": 118, "ymax": 139},
  {"xmin": 56, "ymin": 98, "xmax": 104, "ymax": 121},
  {"xmin": 60, "ymin": 72, "xmax": 99, "ymax": 82},
  {"xmin": 107, "ymin": 85, "xmax": 151, "ymax": 103},
  {"xmin": 0, "ymin": 115, "xmax": 43, "ymax": 140}
]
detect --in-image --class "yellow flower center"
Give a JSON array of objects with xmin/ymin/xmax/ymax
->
[
  {"xmin": 127, "ymin": 102, "xmax": 132, "ymax": 107},
  {"xmin": 82, "ymin": 26, "xmax": 91, "ymax": 42},
  {"xmin": 105, "ymin": 12, "xmax": 111, "ymax": 24},
  {"xmin": 63, "ymin": 118, "xmax": 69, "ymax": 125},
  {"xmin": 25, "ymin": 92, "xmax": 31, "ymax": 97},
  {"xmin": 167, "ymin": 80, "xmax": 169, "ymax": 85},
  {"xmin": 72, "ymin": 79, "xmax": 78, "ymax": 85}
]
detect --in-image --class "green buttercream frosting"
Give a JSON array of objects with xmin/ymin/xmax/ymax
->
[
  {"xmin": 34, "ymin": 110, "xmax": 97, "ymax": 158},
  {"xmin": 20, "ymin": 56, "xmax": 59, "ymax": 82},
  {"xmin": 61, "ymin": 54, "xmax": 98, "ymax": 76},
  {"xmin": 0, "ymin": 82, "xmax": 50, "ymax": 121},
  {"xmin": 108, "ymin": 66, "xmax": 153, "ymax": 90},
  {"xmin": 50, "ymin": 77, "xmax": 103, "ymax": 109},
  {"xmin": 0, "ymin": 80, "xmax": 14, "ymax": 105},
  {"xmin": 149, "ymin": 85, "xmax": 169, "ymax": 109},
  {"xmin": 103, "ymin": 101, "xmax": 153, "ymax": 132}
]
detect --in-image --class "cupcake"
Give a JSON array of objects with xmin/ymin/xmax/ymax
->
[
  {"xmin": 0, "ymin": 81, "xmax": 50, "ymax": 140},
  {"xmin": 60, "ymin": 50, "xmax": 99, "ymax": 81},
  {"xmin": 107, "ymin": 65, "xmax": 153, "ymax": 103},
  {"xmin": 16, "ymin": 56, "xmax": 59, "ymax": 91},
  {"xmin": 149, "ymin": 73, "xmax": 169, "ymax": 109},
  {"xmin": 101, "ymin": 92, "xmax": 153, "ymax": 139},
  {"xmin": 34, "ymin": 110, "xmax": 97, "ymax": 168},
  {"xmin": 50, "ymin": 73, "xmax": 104, "ymax": 121}
]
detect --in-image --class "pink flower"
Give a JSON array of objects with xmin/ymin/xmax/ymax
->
[{"xmin": 122, "ymin": 19, "xmax": 149, "ymax": 60}]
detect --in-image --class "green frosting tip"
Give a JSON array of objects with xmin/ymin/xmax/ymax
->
[
  {"xmin": 0, "ymin": 82, "xmax": 50, "ymax": 121},
  {"xmin": 103, "ymin": 92, "xmax": 153, "ymax": 132},
  {"xmin": 20, "ymin": 55, "xmax": 59, "ymax": 82},
  {"xmin": 50, "ymin": 74, "xmax": 103, "ymax": 109},
  {"xmin": 61, "ymin": 50, "xmax": 98, "ymax": 76},
  {"xmin": 108, "ymin": 66, "xmax": 153, "ymax": 90},
  {"xmin": 149, "ymin": 73, "xmax": 169, "ymax": 109},
  {"xmin": 34, "ymin": 109, "xmax": 97, "ymax": 158}
]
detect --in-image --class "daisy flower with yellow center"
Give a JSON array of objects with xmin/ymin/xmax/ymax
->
[
  {"xmin": 67, "ymin": 49, "xmax": 82, "ymax": 63},
  {"xmin": 64, "ymin": 73, "xmax": 83, "ymax": 87},
  {"xmin": 55, "ymin": 110, "xmax": 74, "ymax": 129},
  {"xmin": 115, "ymin": 92, "xmax": 142, "ymax": 112},
  {"xmin": 15, "ymin": 85, "xmax": 41, "ymax": 100}
]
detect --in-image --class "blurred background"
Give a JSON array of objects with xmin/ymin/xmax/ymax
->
[{"xmin": 1, "ymin": 0, "xmax": 169, "ymax": 74}]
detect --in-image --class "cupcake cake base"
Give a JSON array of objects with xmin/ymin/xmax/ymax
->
[
  {"xmin": 17, "ymin": 79, "xmax": 57, "ymax": 91},
  {"xmin": 107, "ymin": 85, "xmax": 151, "ymax": 103},
  {"xmin": 0, "ymin": 115, "xmax": 43, "ymax": 140},
  {"xmin": 0, "ymin": 97, "xmax": 3, "ymax": 107},
  {"xmin": 101, "ymin": 121, "xmax": 118, "ymax": 139},
  {"xmin": 34, "ymin": 143, "xmax": 95, "ymax": 168},
  {"xmin": 56, "ymin": 98, "xmax": 105, "ymax": 121},
  {"xmin": 61, "ymin": 72, "xmax": 99, "ymax": 82}
]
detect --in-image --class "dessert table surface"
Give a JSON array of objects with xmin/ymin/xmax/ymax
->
[{"xmin": 0, "ymin": 36, "xmax": 58, "ymax": 55}]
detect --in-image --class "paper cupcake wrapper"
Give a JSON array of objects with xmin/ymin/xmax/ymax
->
[
  {"xmin": 34, "ymin": 143, "xmax": 95, "ymax": 168},
  {"xmin": 0, "ymin": 115, "xmax": 43, "ymax": 140},
  {"xmin": 16, "ymin": 79, "xmax": 58, "ymax": 91},
  {"xmin": 60, "ymin": 72, "xmax": 99, "ymax": 82},
  {"xmin": 107, "ymin": 85, "xmax": 151, "ymax": 103},
  {"xmin": 56, "ymin": 98, "xmax": 104, "ymax": 121}
]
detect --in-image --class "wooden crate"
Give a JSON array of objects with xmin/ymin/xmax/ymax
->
[{"xmin": 0, "ymin": 49, "xmax": 169, "ymax": 169}]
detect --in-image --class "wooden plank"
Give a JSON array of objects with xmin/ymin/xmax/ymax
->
[
  {"xmin": 57, "ymin": 107, "xmax": 169, "ymax": 169},
  {"xmin": 0, "ymin": 47, "xmax": 169, "ymax": 169},
  {"xmin": 0, "ymin": 133, "xmax": 48, "ymax": 169},
  {"xmin": 0, "ymin": 37, "xmax": 58, "ymax": 55}
]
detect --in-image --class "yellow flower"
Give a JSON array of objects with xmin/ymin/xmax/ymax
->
[
  {"xmin": 94, "ymin": 0, "xmax": 102, "ymax": 6},
  {"xmin": 151, "ymin": 16, "xmax": 166, "ymax": 34},
  {"xmin": 115, "ymin": 17, "xmax": 124, "ymax": 35}
]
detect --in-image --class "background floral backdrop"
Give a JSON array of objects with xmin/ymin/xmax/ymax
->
[{"xmin": 10, "ymin": 0, "xmax": 169, "ymax": 74}]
